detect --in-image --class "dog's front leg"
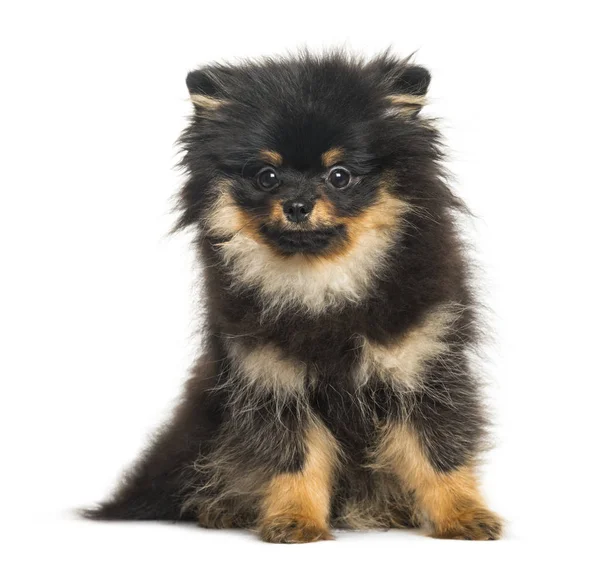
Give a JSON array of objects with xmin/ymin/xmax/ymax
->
[
  {"xmin": 375, "ymin": 421, "xmax": 503, "ymax": 540},
  {"xmin": 258, "ymin": 417, "xmax": 339, "ymax": 543}
]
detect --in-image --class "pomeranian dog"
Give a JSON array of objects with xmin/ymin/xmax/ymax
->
[{"xmin": 85, "ymin": 51, "xmax": 502, "ymax": 542}]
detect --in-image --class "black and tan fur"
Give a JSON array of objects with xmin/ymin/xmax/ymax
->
[{"xmin": 84, "ymin": 51, "xmax": 502, "ymax": 542}]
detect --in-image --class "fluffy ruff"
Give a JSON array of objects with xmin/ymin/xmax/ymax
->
[{"xmin": 84, "ymin": 51, "xmax": 502, "ymax": 542}]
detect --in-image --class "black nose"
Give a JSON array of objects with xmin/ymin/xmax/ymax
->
[{"xmin": 283, "ymin": 200, "xmax": 313, "ymax": 223}]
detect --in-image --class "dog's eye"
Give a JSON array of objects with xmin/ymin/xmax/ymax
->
[
  {"xmin": 256, "ymin": 167, "xmax": 280, "ymax": 190},
  {"xmin": 327, "ymin": 166, "xmax": 352, "ymax": 189}
]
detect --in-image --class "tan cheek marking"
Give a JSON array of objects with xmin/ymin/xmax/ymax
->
[
  {"xmin": 345, "ymin": 190, "xmax": 409, "ymax": 233},
  {"xmin": 358, "ymin": 303, "xmax": 461, "ymax": 388},
  {"xmin": 322, "ymin": 185, "xmax": 410, "ymax": 261},
  {"xmin": 260, "ymin": 419, "xmax": 339, "ymax": 540},
  {"xmin": 260, "ymin": 149, "xmax": 283, "ymax": 167},
  {"xmin": 204, "ymin": 187, "xmax": 244, "ymax": 238},
  {"xmin": 321, "ymin": 147, "xmax": 344, "ymax": 168},
  {"xmin": 373, "ymin": 424, "xmax": 502, "ymax": 539},
  {"xmin": 204, "ymin": 183, "xmax": 265, "ymax": 242},
  {"xmin": 190, "ymin": 93, "xmax": 225, "ymax": 110}
]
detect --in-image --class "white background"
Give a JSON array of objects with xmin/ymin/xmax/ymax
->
[{"xmin": 1, "ymin": 1, "xmax": 599, "ymax": 561}]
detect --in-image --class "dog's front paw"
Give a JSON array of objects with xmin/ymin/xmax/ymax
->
[
  {"xmin": 431, "ymin": 507, "xmax": 503, "ymax": 540},
  {"xmin": 259, "ymin": 514, "xmax": 333, "ymax": 543}
]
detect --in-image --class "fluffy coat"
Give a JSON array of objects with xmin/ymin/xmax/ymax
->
[{"xmin": 85, "ymin": 51, "xmax": 502, "ymax": 542}]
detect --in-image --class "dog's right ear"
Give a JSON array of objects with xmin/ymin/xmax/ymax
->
[{"xmin": 186, "ymin": 67, "xmax": 229, "ymax": 110}]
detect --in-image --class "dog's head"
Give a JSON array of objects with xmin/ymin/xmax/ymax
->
[{"xmin": 178, "ymin": 52, "xmax": 447, "ymax": 312}]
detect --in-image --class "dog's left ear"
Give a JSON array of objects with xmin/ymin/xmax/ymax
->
[
  {"xmin": 382, "ymin": 63, "xmax": 431, "ymax": 117},
  {"xmin": 186, "ymin": 66, "xmax": 229, "ymax": 111}
]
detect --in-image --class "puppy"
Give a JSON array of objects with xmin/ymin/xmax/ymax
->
[{"xmin": 85, "ymin": 51, "xmax": 502, "ymax": 542}]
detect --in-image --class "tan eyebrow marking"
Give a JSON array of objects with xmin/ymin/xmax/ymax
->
[
  {"xmin": 259, "ymin": 150, "xmax": 283, "ymax": 167},
  {"xmin": 321, "ymin": 147, "xmax": 345, "ymax": 168}
]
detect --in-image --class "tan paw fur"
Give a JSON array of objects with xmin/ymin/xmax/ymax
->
[
  {"xmin": 431, "ymin": 506, "xmax": 503, "ymax": 540},
  {"xmin": 259, "ymin": 515, "xmax": 334, "ymax": 543}
]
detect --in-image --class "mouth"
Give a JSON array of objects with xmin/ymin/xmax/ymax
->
[{"xmin": 259, "ymin": 224, "xmax": 347, "ymax": 255}]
